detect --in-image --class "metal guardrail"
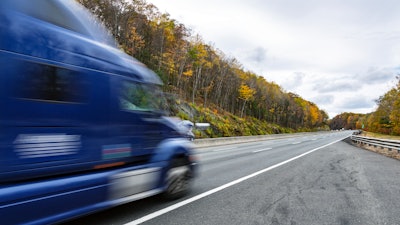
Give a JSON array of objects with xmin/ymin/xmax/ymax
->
[{"xmin": 351, "ymin": 135, "xmax": 400, "ymax": 153}]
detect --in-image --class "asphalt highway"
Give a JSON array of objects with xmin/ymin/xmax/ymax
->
[{"xmin": 64, "ymin": 131, "xmax": 400, "ymax": 225}]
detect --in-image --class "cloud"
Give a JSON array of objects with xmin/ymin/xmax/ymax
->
[
  {"xmin": 247, "ymin": 47, "xmax": 267, "ymax": 64},
  {"xmin": 311, "ymin": 95, "xmax": 334, "ymax": 105},
  {"xmin": 337, "ymin": 96, "xmax": 375, "ymax": 111},
  {"xmin": 346, "ymin": 31, "xmax": 400, "ymax": 41},
  {"xmin": 313, "ymin": 77, "xmax": 360, "ymax": 93},
  {"xmin": 281, "ymin": 72, "xmax": 305, "ymax": 91},
  {"xmin": 356, "ymin": 67, "xmax": 398, "ymax": 83}
]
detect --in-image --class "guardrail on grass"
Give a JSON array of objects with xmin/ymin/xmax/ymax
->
[{"xmin": 351, "ymin": 135, "xmax": 400, "ymax": 153}]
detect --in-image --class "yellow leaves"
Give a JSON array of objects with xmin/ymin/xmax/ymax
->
[
  {"xmin": 204, "ymin": 61, "xmax": 213, "ymax": 69},
  {"xmin": 183, "ymin": 69, "xmax": 193, "ymax": 77},
  {"xmin": 309, "ymin": 104, "xmax": 320, "ymax": 125},
  {"xmin": 161, "ymin": 52, "xmax": 176, "ymax": 74},
  {"xmin": 238, "ymin": 84, "xmax": 256, "ymax": 101},
  {"xmin": 188, "ymin": 39, "xmax": 208, "ymax": 64},
  {"xmin": 237, "ymin": 70, "xmax": 249, "ymax": 81},
  {"xmin": 128, "ymin": 27, "xmax": 145, "ymax": 55}
]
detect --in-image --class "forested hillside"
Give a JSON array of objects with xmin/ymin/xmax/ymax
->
[
  {"xmin": 77, "ymin": 0, "xmax": 329, "ymax": 136},
  {"xmin": 330, "ymin": 77, "xmax": 400, "ymax": 136}
]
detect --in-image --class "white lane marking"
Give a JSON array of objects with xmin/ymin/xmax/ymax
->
[
  {"xmin": 252, "ymin": 148, "xmax": 273, "ymax": 153},
  {"xmin": 212, "ymin": 148, "xmax": 233, "ymax": 152},
  {"xmin": 292, "ymin": 141, "xmax": 301, "ymax": 144},
  {"xmin": 125, "ymin": 137, "xmax": 348, "ymax": 225},
  {"xmin": 211, "ymin": 143, "xmax": 263, "ymax": 152}
]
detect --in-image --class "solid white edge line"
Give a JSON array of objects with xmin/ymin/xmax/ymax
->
[{"xmin": 125, "ymin": 135, "xmax": 350, "ymax": 225}]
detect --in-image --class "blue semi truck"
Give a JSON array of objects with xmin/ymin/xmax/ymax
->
[{"xmin": 0, "ymin": 0, "xmax": 197, "ymax": 224}]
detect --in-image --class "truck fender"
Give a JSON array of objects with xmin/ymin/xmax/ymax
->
[{"xmin": 150, "ymin": 138, "xmax": 195, "ymax": 163}]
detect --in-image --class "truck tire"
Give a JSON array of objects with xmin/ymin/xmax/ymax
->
[{"xmin": 162, "ymin": 158, "xmax": 192, "ymax": 200}]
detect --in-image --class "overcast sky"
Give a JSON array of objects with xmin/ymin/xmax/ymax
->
[{"xmin": 146, "ymin": 0, "xmax": 400, "ymax": 118}]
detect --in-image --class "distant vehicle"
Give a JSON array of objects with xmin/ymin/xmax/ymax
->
[{"xmin": 0, "ymin": 0, "xmax": 197, "ymax": 224}]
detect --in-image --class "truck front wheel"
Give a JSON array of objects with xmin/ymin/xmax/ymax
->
[{"xmin": 162, "ymin": 158, "xmax": 192, "ymax": 200}]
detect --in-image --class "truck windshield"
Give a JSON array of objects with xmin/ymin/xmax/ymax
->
[{"xmin": 120, "ymin": 81, "xmax": 166, "ymax": 113}]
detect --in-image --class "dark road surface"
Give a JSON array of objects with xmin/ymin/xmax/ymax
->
[{"xmin": 64, "ymin": 131, "xmax": 400, "ymax": 225}]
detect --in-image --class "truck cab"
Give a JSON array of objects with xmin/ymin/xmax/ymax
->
[{"xmin": 0, "ymin": 1, "xmax": 197, "ymax": 224}]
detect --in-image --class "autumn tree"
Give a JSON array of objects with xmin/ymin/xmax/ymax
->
[
  {"xmin": 238, "ymin": 83, "xmax": 256, "ymax": 117},
  {"xmin": 364, "ymin": 76, "xmax": 400, "ymax": 135},
  {"xmin": 78, "ymin": 0, "xmax": 330, "ymax": 132}
]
